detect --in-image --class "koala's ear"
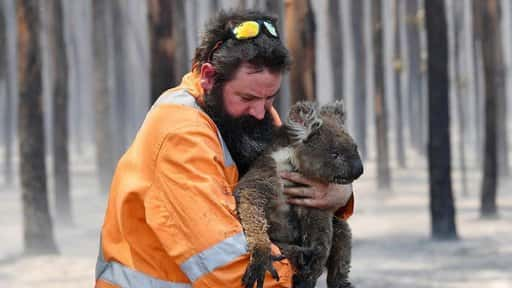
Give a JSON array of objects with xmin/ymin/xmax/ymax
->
[
  {"xmin": 285, "ymin": 101, "xmax": 323, "ymax": 143},
  {"xmin": 320, "ymin": 100, "xmax": 346, "ymax": 127}
]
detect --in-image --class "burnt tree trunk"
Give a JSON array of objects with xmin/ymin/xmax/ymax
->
[
  {"xmin": 285, "ymin": 0, "xmax": 316, "ymax": 103},
  {"xmin": 328, "ymin": 0, "xmax": 343, "ymax": 100},
  {"xmin": 237, "ymin": 0, "xmax": 247, "ymax": 10},
  {"xmin": 472, "ymin": 0, "xmax": 484, "ymax": 164},
  {"xmin": 92, "ymin": 0, "xmax": 115, "ymax": 194},
  {"xmin": 406, "ymin": 0, "xmax": 422, "ymax": 154},
  {"xmin": 393, "ymin": 0, "xmax": 405, "ymax": 168},
  {"xmin": 452, "ymin": 0, "xmax": 468, "ymax": 197},
  {"xmin": 495, "ymin": 15, "xmax": 509, "ymax": 177},
  {"xmin": 171, "ymin": 0, "xmax": 189, "ymax": 78},
  {"xmin": 1, "ymin": 0, "xmax": 13, "ymax": 188},
  {"xmin": 50, "ymin": 0, "xmax": 72, "ymax": 224},
  {"xmin": 17, "ymin": 0, "xmax": 58, "ymax": 254},
  {"xmin": 351, "ymin": 0, "xmax": 367, "ymax": 160},
  {"xmin": 265, "ymin": 0, "xmax": 282, "ymax": 16},
  {"xmin": 479, "ymin": 0, "xmax": 499, "ymax": 218},
  {"xmin": 111, "ymin": 0, "xmax": 129, "ymax": 157},
  {"xmin": 425, "ymin": 0, "xmax": 457, "ymax": 240},
  {"xmin": 372, "ymin": 0, "xmax": 391, "ymax": 190},
  {"xmin": 148, "ymin": 0, "xmax": 177, "ymax": 104},
  {"xmin": 264, "ymin": 0, "xmax": 287, "ymax": 115}
]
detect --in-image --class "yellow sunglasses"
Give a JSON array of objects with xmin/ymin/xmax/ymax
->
[
  {"xmin": 231, "ymin": 20, "xmax": 279, "ymax": 40},
  {"xmin": 207, "ymin": 20, "xmax": 279, "ymax": 63}
]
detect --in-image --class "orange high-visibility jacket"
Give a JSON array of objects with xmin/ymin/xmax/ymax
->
[{"xmin": 95, "ymin": 72, "xmax": 354, "ymax": 288}]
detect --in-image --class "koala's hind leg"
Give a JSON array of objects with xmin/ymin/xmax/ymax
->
[
  {"xmin": 326, "ymin": 217, "xmax": 354, "ymax": 288},
  {"xmin": 292, "ymin": 208, "xmax": 333, "ymax": 288},
  {"xmin": 274, "ymin": 243, "xmax": 317, "ymax": 273}
]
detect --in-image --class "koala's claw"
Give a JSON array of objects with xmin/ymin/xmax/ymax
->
[
  {"xmin": 242, "ymin": 249, "xmax": 280, "ymax": 288},
  {"xmin": 272, "ymin": 254, "xmax": 286, "ymax": 261}
]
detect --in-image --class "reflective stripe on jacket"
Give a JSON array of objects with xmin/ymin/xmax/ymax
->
[{"xmin": 95, "ymin": 72, "xmax": 293, "ymax": 287}]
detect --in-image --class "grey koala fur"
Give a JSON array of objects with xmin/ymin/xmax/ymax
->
[{"xmin": 235, "ymin": 101, "xmax": 363, "ymax": 288}]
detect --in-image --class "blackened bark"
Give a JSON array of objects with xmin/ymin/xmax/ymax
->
[
  {"xmin": 265, "ymin": 0, "xmax": 281, "ymax": 16},
  {"xmin": 285, "ymin": 0, "xmax": 316, "ymax": 103},
  {"xmin": 472, "ymin": 0, "xmax": 484, "ymax": 163},
  {"xmin": 148, "ymin": 0, "xmax": 177, "ymax": 104},
  {"xmin": 351, "ymin": 0, "xmax": 367, "ymax": 160},
  {"xmin": 50, "ymin": 0, "xmax": 71, "ymax": 224},
  {"xmin": 372, "ymin": 0, "xmax": 391, "ymax": 190},
  {"xmin": 264, "ymin": 0, "xmax": 286, "ymax": 115},
  {"xmin": 237, "ymin": 0, "xmax": 247, "ymax": 10},
  {"xmin": 406, "ymin": 0, "xmax": 422, "ymax": 153},
  {"xmin": 328, "ymin": 0, "xmax": 343, "ymax": 100},
  {"xmin": 111, "ymin": 0, "xmax": 128, "ymax": 156},
  {"xmin": 452, "ymin": 0, "xmax": 468, "ymax": 197},
  {"xmin": 172, "ymin": 0, "xmax": 189, "ymax": 78},
  {"xmin": 393, "ymin": 0, "xmax": 405, "ymax": 168},
  {"xmin": 1, "ymin": 0, "xmax": 13, "ymax": 188},
  {"xmin": 425, "ymin": 0, "xmax": 457, "ymax": 239},
  {"xmin": 17, "ymin": 0, "xmax": 58, "ymax": 254},
  {"xmin": 92, "ymin": 0, "xmax": 115, "ymax": 194},
  {"xmin": 479, "ymin": 0, "xmax": 499, "ymax": 217},
  {"xmin": 495, "ymin": 17, "xmax": 509, "ymax": 177}
]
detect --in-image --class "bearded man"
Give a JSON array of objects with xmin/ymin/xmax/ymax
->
[{"xmin": 95, "ymin": 10, "xmax": 354, "ymax": 288}]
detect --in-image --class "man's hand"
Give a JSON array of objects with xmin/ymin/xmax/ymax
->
[{"xmin": 280, "ymin": 172, "xmax": 353, "ymax": 212}]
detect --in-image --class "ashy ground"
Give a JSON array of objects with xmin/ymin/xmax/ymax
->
[{"xmin": 0, "ymin": 153, "xmax": 511, "ymax": 288}]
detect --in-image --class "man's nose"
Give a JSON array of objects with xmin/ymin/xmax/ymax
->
[{"xmin": 248, "ymin": 103, "xmax": 266, "ymax": 120}]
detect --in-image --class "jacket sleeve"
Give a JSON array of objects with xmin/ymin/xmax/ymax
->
[
  {"xmin": 145, "ymin": 123, "xmax": 293, "ymax": 287},
  {"xmin": 334, "ymin": 194, "xmax": 354, "ymax": 220}
]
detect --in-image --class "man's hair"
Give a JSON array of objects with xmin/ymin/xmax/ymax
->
[{"xmin": 193, "ymin": 10, "xmax": 291, "ymax": 85}]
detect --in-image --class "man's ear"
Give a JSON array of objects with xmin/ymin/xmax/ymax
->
[{"xmin": 200, "ymin": 63, "xmax": 216, "ymax": 93}]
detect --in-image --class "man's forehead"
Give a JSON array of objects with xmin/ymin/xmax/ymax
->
[{"xmin": 238, "ymin": 62, "xmax": 265, "ymax": 74}]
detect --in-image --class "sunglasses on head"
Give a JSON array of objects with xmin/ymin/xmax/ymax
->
[{"xmin": 207, "ymin": 20, "xmax": 279, "ymax": 63}]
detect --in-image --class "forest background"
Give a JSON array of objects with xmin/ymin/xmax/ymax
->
[{"xmin": 0, "ymin": 0, "xmax": 511, "ymax": 287}]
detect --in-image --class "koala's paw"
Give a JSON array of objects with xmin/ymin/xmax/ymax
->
[
  {"xmin": 327, "ymin": 278, "xmax": 355, "ymax": 288},
  {"xmin": 242, "ymin": 248, "xmax": 280, "ymax": 288},
  {"xmin": 278, "ymin": 244, "xmax": 318, "ymax": 273}
]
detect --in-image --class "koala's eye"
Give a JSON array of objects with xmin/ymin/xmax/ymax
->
[{"xmin": 331, "ymin": 152, "xmax": 343, "ymax": 160}]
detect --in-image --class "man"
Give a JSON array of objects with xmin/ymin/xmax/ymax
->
[{"xmin": 95, "ymin": 10, "xmax": 354, "ymax": 288}]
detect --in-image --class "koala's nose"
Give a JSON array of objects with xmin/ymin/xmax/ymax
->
[{"xmin": 352, "ymin": 159, "xmax": 364, "ymax": 179}]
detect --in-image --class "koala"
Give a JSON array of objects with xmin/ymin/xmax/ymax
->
[{"xmin": 235, "ymin": 101, "xmax": 363, "ymax": 288}]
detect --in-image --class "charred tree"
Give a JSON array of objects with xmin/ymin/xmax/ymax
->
[
  {"xmin": 111, "ymin": 0, "xmax": 128, "ymax": 157},
  {"xmin": 372, "ymin": 0, "xmax": 391, "ymax": 190},
  {"xmin": 472, "ymin": 0, "xmax": 484, "ymax": 164},
  {"xmin": 265, "ymin": 0, "xmax": 281, "ymax": 16},
  {"xmin": 452, "ymin": 0, "xmax": 468, "ymax": 197},
  {"xmin": 393, "ymin": 0, "xmax": 405, "ymax": 168},
  {"xmin": 479, "ymin": 0, "xmax": 499, "ymax": 218},
  {"xmin": 1, "ymin": 0, "xmax": 13, "ymax": 188},
  {"xmin": 148, "ymin": 0, "xmax": 177, "ymax": 104},
  {"xmin": 264, "ymin": 0, "xmax": 287, "ymax": 115},
  {"xmin": 495, "ymin": 10, "xmax": 509, "ymax": 177},
  {"xmin": 405, "ymin": 0, "xmax": 422, "ymax": 154},
  {"xmin": 237, "ymin": 0, "xmax": 247, "ymax": 10},
  {"xmin": 328, "ymin": 0, "xmax": 343, "ymax": 101},
  {"xmin": 285, "ymin": 0, "xmax": 316, "ymax": 103},
  {"xmin": 17, "ymin": 0, "xmax": 58, "ymax": 254},
  {"xmin": 92, "ymin": 0, "xmax": 115, "ymax": 194},
  {"xmin": 172, "ymin": 0, "xmax": 189, "ymax": 78},
  {"xmin": 49, "ymin": 0, "xmax": 72, "ymax": 224},
  {"xmin": 425, "ymin": 0, "xmax": 457, "ymax": 240},
  {"xmin": 351, "ymin": 0, "xmax": 367, "ymax": 160}
]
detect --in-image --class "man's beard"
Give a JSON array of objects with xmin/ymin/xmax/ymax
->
[{"xmin": 203, "ymin": 85, "xmax": 274, "ymax": 176}]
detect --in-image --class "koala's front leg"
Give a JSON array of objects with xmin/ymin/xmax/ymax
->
[
  {"xmin": 326, "ymin": 217, "xmax": 354, "ymax": 288},
  {"xmin": 236, "ymin": 187, "xmax": 280, "ymax": 288}
]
